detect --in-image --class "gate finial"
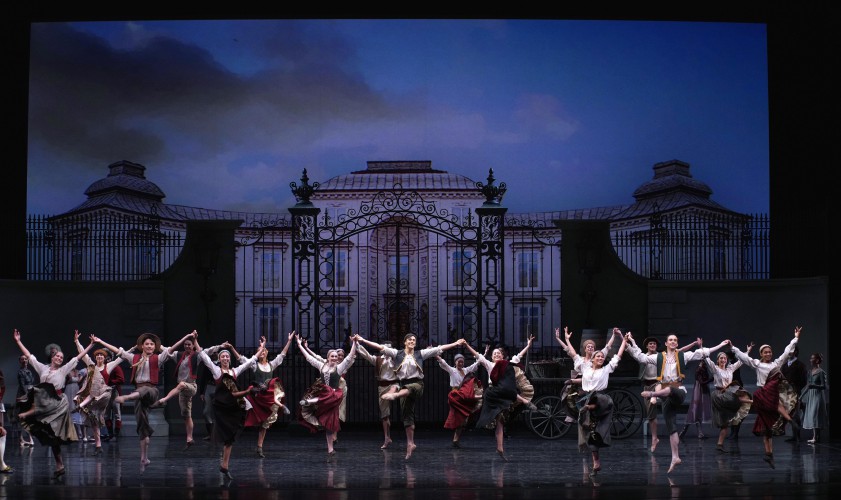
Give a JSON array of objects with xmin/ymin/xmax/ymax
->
[
  {"xmin": 290, "ymin": 169, "xmax": 319, "ymax": 206},
  {"xmin": 476, "ymin": 168, "xmax": 507, "ymax": 206}
]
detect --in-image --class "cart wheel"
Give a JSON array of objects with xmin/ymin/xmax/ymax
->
[
  {"xmin": 606, "ymin": 388, "xmax": 643, "ymax": 439},
  {"xmin": 527, "ymin": 395, "xmax": 572, "ymax": 440}
]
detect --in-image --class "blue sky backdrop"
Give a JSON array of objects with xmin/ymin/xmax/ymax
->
[{"xmin": 27, "ymin": 19, "xmax": 769, "ymax": 215}]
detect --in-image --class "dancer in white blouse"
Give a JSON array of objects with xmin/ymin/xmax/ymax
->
[
  {"xmin": 436, "ymin": 352, "xmax": 482, "ymax": 447},
  {"xmin": 356, "ymin": 341, "xmax": 399, "ymax": 449},
  {"xmin": 196, "ymin": 340, "xmax": 261, "ymax": 478},
  {"xmin": 730, "ymin": 326, "xmax": 800, "ymax": 468},
  {"xmin": 701, "ymin": 346, "xmax": 753, "ymax": 453},
  {"xmin": 296, "ymin": 334, "xmax": 358, "ymax": 459},
  {"xmin": 245, "ymin": 332, "xmax": 294, "ymax": 458},
  {"xmin": 73, "ymin": 331, "xmax": 125, "ymax": 455},
  {"xmin": 561, "ymin": 329, "xmax": 628, "ymax": 475},
  {"xmin": 14, "ymin": 329, "xmax": 93, "ymax": 478}
]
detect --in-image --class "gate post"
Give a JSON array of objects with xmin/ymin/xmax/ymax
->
[
  {"xmin": 289, "ymin": 169, "xmax": 321, "ymax": 342},
  {"xmin": 475, "ymin": 169, "xmax": 507, "ymax": 346}
]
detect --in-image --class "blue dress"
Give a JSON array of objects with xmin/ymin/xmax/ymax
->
[{"xmin": 800, "ymin": 368, "xmax": 828, "ymax": 430}]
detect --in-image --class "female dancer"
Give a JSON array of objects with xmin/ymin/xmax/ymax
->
[
  {"xmin": 0, "ymin": 369, "xmax": 11, "ymax": 473},
  {"xmin": 462, "ymin": 338, "xmax": 534, "ymax": 461},
  {"xmin": 296, "ymin": 334, "xmax": 358, "ymax": 460},
  {"xmin": 679, "ymin": 346, "xmax": 713, "ymax": 440},
  {"xmin": 94, "ymin": 332, "xmax": 175, "ymax": 467},
  {"xmin": 196, "ymin": 340, "xmax": 261, "ymax": 478},
  {"xmin": 15, "ymin": 354, "xmax": 36, "ymax": 447},
  {"xmin": 731, "ymin": 326, "xmax": 800, "ymax": 468},
  {"xmin": 73, "ymin": 331, "xmax": 124, "ymax": 455},
  {"xmin": 563, "ymin": 328, "xmax": 628, "ymax": 474},
  {"xmin": 245, "ymin": 332, "xmax": 294, "ymax": 458},
  {"xmin": 436, "ymin": 352, "xmax": 483, "ymax": 447},
  {"xmin": 298, "ymin": 338, "xmax": 349, "ymax": 446},
  {"xmin": 555, "ymin": 327, "xmax": 618, "ymax": 421},
  {"xmin": 14, "ymin": 329, "xmax": 94, "ymax": 478},
  {"xmin": 701, "ymin": 346, "xmax": 753, "ymax": 452},
  {"xmin": 800, "ymin": 352, "xmax": 828, "ymax": 444},
  {"xmin": 64, "ymin": 367, "xmax": 86, "ymax": 442}
]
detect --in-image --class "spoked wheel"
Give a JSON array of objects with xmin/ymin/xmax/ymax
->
[
  {"xmin": 527, "ymin": 395, "xmax": 572, "ymax": 440},
  {"xmin": 607, "ymin": 388, "xmax": 644, "ymax": 439}
]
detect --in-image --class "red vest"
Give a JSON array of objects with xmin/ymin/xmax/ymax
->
[
  {"xmin": 175, "ymin": 351, "xmax": 199, "ymax": 381},
  {"xmin": 130, "ymin": 353, "xmax": 160, "ymax": 385}
]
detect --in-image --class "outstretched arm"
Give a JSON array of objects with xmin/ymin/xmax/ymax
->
[
  {"xmin": 168, "ymin": 330, "xmax": 197, "ymax": 354},
  {"xmin": 515, "ymin": 335, "xmax": 535, "ymax": 359},
  {"xmin": 439, "ymin": 338, "xmax": 466, "ymax": 352},
  {"xmin": 563, "ymin": 327, "xmax": 578, "ymax": 358},
  {"xmin": 13, "ymin": 329, "xmax": 32, "ymax": 359},
  {"xmin": 90, "ymin": 335, "xmax": 122, "ymax": 355},
  {"xmin": 355, "ymin": 335, "xmax": 386, "ymax": 353},
  {"xmin": 678, "ymin": 338, "xmax": 700, "ymax": 352},
  {"xmin": 70, "ymin": 331, "xmax": 95, "ymax": 364},
  {"xmin": 462, "ymin": 341, "xmax": 481, "ymax": 359},
  {"xmin": 616, "ymin": 333, "xmax": 629, "ymax": 358}
]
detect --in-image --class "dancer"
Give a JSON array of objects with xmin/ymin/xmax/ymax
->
[
  {"xmin": 801, "ymin": 352, "xmax": 828, "ymax": 444},
  {"xmin": 15, "ymin": 354, "xmax": 36, "ymax": 447},
  {"xmin": 197, "ymin": 358, "xmax": 216, "ymax": 441},
  {"xmin": 701, "ymin": 347, "xmax": 753, "ymax": 453},
  {"xmin": 94, "ymin": 332, "xmax": 176, "ymax": 467},
  {"xmin": 196, "ymin": 340, "xmax": 261, "ymax": 478},
  {"xmin": 630, "ymin": 332, "xmax": 729, "ymax": 473},
  {"xmin": 14, "ymin": 329, "xmax": 93, "ymax": 478},
  {"xmin": 296, "ymin": 334, "xmax": 359, "ymax": 460},
  {"xmin": 731, "ymin": 326, "xmax": 801, "ymax": 468},
  {"xmin": 152, "ymin": 330, "xmax": 203, "ymax": 450},
  {"xmin": 72, "ymin": 331, "xmax": 123, "ymax": 455},
  {"xmin": 679, "ymin": 344, "xmax": 713, "ymax": 440},
  {"xmin": 566, "ymin": 330, "xmax": 628, "ymax": 475},
  {"xmin": 357, "ymin": 333, "xmax": 464, "ymax": 460},
  {"xmin": 461, "ymin": 338, "xmax": 534, "ymax": 461},
  {"xmin": 0, "ymin": 369, "xmax": 11, "ymax": 473},
  {"xmin": 781, "ymin": 346, "xmax": 808, "ymax": 442},
  {"xmin": 102, "ymin": 351, "xmax": 125, "ymax": 441},
  {"xmin": 244, "ymin": 332, "xmax": 294, "ymax": 458},
  {"xmin": 64, "ymin": 367, "xmax": 86, "ymax": 442},
  {"xmin": 554, "ymin": 327, "xmax": 618, "ymax": 422},
  {"xmin": 436, "ymin": 352, "xmax": 482, "ymax": 447},
  {"xmin": 298, "ymin": 338, "xmax": 349, "ymax": 446},
  {"xmin": 356, "ymin": 340, "xmax": 399, "ymax": 449}
]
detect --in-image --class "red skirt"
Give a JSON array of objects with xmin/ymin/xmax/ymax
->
[
  {"xmin": 444, "ymin": 377, "xmax": 480, "ymax": 430},
  {"xmin": 297, "ymin": 380, "xmax": 343, "ymax": 434},
  {"xmin": 752, "ymin": 372, "xmax": 783, "ymax": 436},
  {"xmin": 244, "ymin": 377, "xmax": 285, "ymax": 428}
]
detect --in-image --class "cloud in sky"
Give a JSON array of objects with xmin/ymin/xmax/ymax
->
[{"xmin": 27, "ymin": 19, "xmax": 769, "ymax": 216}]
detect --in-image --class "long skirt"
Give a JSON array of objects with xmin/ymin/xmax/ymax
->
[
  {"xmin": 752, "ymin": 373, "xmax": 784, "ymax": 436},
  {"xmin": 577, "ymin": 391, "xmax": 614, "ymax": 452},
  {"xmin": 244, "ymin": 377, "xmax": 285, "ymax": 429},
  {"xmin": 801, "ymin": 387, "xmax": 828, "ymax": 430},
  {"xmin": 297, "ymin": 380, "xmax": 343, "ymax": 434},
  {"xmin": 685, "ymin": 381, "xmax": 712, "ymax": 424},
  {"xmin": 711, "ymin": 388, "xmax": 743, "ymax": 428},
  {"xmin": 444, "ymin": 377, "xmax": 481, "ymax": 430},
  {"xmin": 19, "ymin": 383, "xmax": 78, "ymax": 446},
  {"xmin": 212, "ymin": 377, "xmax": 246, "ymax": 446}
]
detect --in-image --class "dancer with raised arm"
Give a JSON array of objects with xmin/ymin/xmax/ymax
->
[
  {"xmin": 14, "ymin": 329, "xmax": 93, "ymax": 478},
  {"xmin": 563, "ymin": 329, "xmax": 628, "ymax": 476},
  {"xmin": 356, "ymin": 340, "xmax": 399, "ymax": 449},
  {"xmin": 702, "ymin": 345, "xmax": 754, "ymax": 453},
  {"xmin": 436, "ymin": 351, "xmax": 482, "ymax": 448},
  {"xmin": 152, "ymin": 330, "xmax": 203, "ymax": 450},
  {"xmin": 554, "ymin": 327, "xmax": 617, "ymax": 422},
  {"xmin": 244, "ymin": 332, "xmax": 294, "ymax": 458},
  {"xmin": 357, "ymin": 333, "xmax": 464, "ymax": 460},
  {"xmin": 629, "ymin": 332, "xmax": 729, "ymax": 473},
  {"xmin": 298, "ymin": 337, "xmax": 351, "ymax": 447},
  {"xmin": 296, "ymin": 334, "xmax": 358, "ymax": 460},
  {"xmin": 196, "ymin": 340, "xmax": 261, "ymax": 478},
  {"xmin": 731, "ymin": 326, "xmax": 801, "ymax": 468},
  {"xmin": 72, "ymin": 331, "xmax": 124, "ymax": 456},
  {"xmin": 94, "ymin": 332, "xmax": 175, "ymax": 468}
]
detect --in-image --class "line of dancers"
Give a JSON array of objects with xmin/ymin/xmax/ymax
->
[{"xmin": 8, "ymin": 324, "xmax": 823, "ymax": 480}]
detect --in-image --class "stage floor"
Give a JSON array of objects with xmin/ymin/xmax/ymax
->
[{"xmin": 0, "ymin": 423, "xmax": 836, "ymax": 499}]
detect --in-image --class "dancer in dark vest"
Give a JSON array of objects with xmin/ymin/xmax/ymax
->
[
  {"xmin": 72, "ymin": 331, "xmax": 124, "ymax": 455},
  {"xmin": 94, "ymin": 332, "xmax": 176, "ymax": 468},
  {"xmin": 357, "ymin": 333, "xmax": 464, "ymax": 460},
  {"xmin": 244, "ymin": 331, "xmax": 294, "ymax": 458},
  {"xmin": 151, "ymin": 330, "xmax": 203, "ymax": 450}
]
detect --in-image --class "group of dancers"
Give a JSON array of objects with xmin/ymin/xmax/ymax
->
[{"xmin": 6, "ymin": 324, "xmax": 828, "ymax": 479}]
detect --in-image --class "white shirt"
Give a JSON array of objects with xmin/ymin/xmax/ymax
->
[
  {"xmin": 732, "ymin": 336, "xmax": 798, "ymax": 387},
  {"xmin": 575, "ymin": 354, "xmax": 621, "ymax": 392},
  {"xmin": 437, "ymin": 358, "xmax": 480, "ymax": 387}
]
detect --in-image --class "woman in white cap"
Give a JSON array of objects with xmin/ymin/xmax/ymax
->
[{"xmin": 436, "ymin": 351, "xmax": 482, "ymax": 447}]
